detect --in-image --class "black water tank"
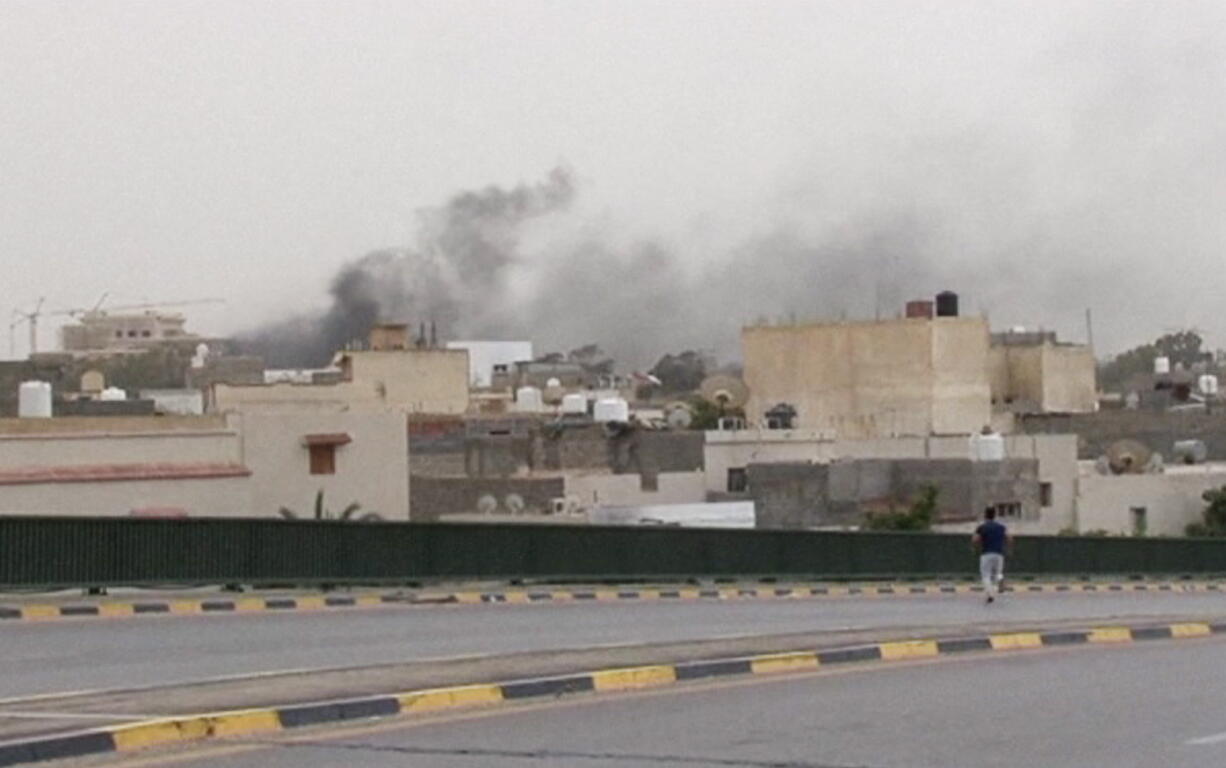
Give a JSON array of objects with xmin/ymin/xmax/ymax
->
[{"xmin": 935, "ymin": 291, "xmax": 959, "ymax": 317}]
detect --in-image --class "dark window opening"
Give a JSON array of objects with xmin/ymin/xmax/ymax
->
[
  {"xmin": 727, "ymin": 467, "xmax": 749, "ymax": 493},
  {"xmin": 1131, "ymin": 506, "xmax": 1148, "ymax": 536},
  {"xmin": 1040, "ymin": 482, "xmax": 1053, "ymax": 507},
  {"xmin": 309, "ymin": 444, "xmax": 337, "ymax": 475},
  {"xmin": 640, "ymin": 472, "xmax": 659, "ymax": 492}
]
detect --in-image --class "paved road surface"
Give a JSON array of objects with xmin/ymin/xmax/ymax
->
[
  {"xmin": 116, "ymin": 635, "xmax": 1226, "ymax": 768},
  {"xmin": 4, "ymin": 591, "xmax": 1226, "ymax": 698}
]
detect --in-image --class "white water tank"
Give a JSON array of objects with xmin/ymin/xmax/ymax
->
[
  {"xmin": 969, "ymin": 431, "xmax": 1006, "ymax": 461},
  {"xmin": 1154, "ymin": 356, "xmax": 1171, "ymax": 375},
  {"xmin": 515, "ymin": 386, "xmax": 544, "ymax": 412},
  {"xmin": 100, "ymin": 387, "xmax": 127, "ymax": 401},
  {"xmin": 593, "ymin": 397, "xmax": 630, "ymax": 423},
  {"xmin": 17, "ymin": 381, "xmax": 52, "ymax": 418},
  {"xmin": 561, "ymin": 393, "xmax": 587, "ymax": 414},
  {"xmin": 1200, "ymin": 375, "xmax": 1219, "ymax": 396}
]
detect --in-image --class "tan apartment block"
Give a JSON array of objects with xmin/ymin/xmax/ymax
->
[
  {"xmin": 212, "ymin": 347, "xmax": 469, "ymax": 415},
  {"xmin": 989, "ymin": 340, "xmax": 1097, "ymax": 414},
  {"xmin": 742, "ymin": 316, "xmax": 991, "ymax": 437},
  {"xmin": 232, "ymin": 410, "xmax": 410, "ymax": 521},
  {"xmin": 0, "ymin": 416, "xmax": 250, "ymax": 517}
]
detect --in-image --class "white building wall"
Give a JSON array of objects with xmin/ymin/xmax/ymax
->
[
  {"xmin": 566, "ymin": 471, "xmax": 706, "ymax": 509},
  {"xmin": 0, "ymin": 424, "xmax": 242, "ymax": 469},
  {"xmin": 1077, "ymin": 463, "xmax": 1226, "ymax": 536},
  {"xmin": 0, "ymin": 477, "xmax": 251, "ymax": 517},
  {"xmin": 446, "ymin": 341, "xmax": 534, "ymax": 387},
  {"xmin": 233, "ymin": 411, "xmax": 410, "ymax": 521}
]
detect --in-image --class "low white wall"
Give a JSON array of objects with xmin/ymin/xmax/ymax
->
[
  {"xmin": 566, "ymin": 471, "xmax": 707, "ymax": 509},
  {"xmin": 1077, "ymin": 464, "xmax": 1226, "ymax": 536},
  {"xmin": 0, "ymin": 476, "xmax": 251, "ymax": 517}
]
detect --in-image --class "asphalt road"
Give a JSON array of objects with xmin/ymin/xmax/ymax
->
[
  {"xmin": 5, "ymin": 591, "xmax": 1226, "ymax": 699},
  {"xmin": 115, "ymin": 635, "xmax": 1226, "ymax": 768}
]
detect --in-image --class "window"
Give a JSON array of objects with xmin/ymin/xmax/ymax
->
[
  {"xmin": 994, "ymin": 502, "xmax": 1022, "ymax": 519},
  {"xmin": 308, "ymin": 444, "xmax": 336, "ymax": 475},
  {"xmin": 1130, "ymin": 506, "xmax": 1148, "ymax": 536},
  {"xmin": 140, "ymin": 330, "xmax": 152, "ymax": 337},
  {"xmin": 727, "ymin": 467, "xmax": 749, "ymax": 493},
  {"xmin": 640, "ymin": 472, "xmax": 659, "ymax": 492},
  {"xmin": 127, "ymin": 330, "xmax": 138, "ymax": 337},
  {"xmin": 302, "ymin": 433, "xmax": 351, "ymax": 476},
  {"xmin": 1039, "ymin": 482, "xmax": 1053, "ymax": 507}
]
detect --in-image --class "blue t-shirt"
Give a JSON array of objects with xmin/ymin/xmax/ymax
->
[{"xmin": 976, "ymin": 520, "xmax": 1008, "ymax": 555}]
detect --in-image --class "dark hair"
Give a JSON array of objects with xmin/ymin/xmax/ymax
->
[{"xmin": 984, "ymin": 507, "xmax": 997, "ymax": 520}]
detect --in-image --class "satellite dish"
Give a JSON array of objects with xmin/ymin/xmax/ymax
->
[
  {"xmin": 476, "ymin": 494, "xmax": 498, "ymax": 515},
  {"xmin": 700, "ymin": 375, "xmax": 749, "ymax": 409},
  {"xmin": 505, "ymin": 494, "xmax": 525, "ymax": 515},
  {"xmin": 665, "ymin": 401, "xmax": 694, "ymax": 429},
  {"xmin": 1105, "ymin": 439, "xmax": 1152, "ymax": 475}
]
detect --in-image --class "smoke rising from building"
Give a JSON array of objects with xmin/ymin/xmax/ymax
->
[{"xmin": 237, "ymin": 168, "xmax": 947, "ymax": 369}]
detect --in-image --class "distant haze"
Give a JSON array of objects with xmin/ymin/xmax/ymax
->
[{"xmin": 3, "ymin": 1, "xmax": 1224, "ymax": 367}]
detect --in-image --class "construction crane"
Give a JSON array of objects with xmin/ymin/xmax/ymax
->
[
  {"xmin": 55, "ymin": 296, "xmax": 226, "ymax": 319},
  {"xmin": 8, "ymin": 297, "xmax": 45, "ymax": 357}
]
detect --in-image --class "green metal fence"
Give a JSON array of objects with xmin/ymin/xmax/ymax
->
[{"xmin": 1, "ymin": 516, "xmax": 1225, "ymax": 588}]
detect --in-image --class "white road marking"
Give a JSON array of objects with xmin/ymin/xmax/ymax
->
[
  {"xmin": 0, "ymin": 711, "xmax": 158, "ymax": 720},
  {"xmin": 1186, "ymin": 731, "xmax": 1226, "ymax": 745}
]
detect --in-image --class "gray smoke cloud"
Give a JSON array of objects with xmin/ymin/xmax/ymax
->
[{"xmin": 237, "ymin": 169, "xmax": 946, "ymax": 370}]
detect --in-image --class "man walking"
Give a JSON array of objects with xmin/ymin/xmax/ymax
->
[{"xmin": 973, "ymin": 507, "xmax": 1011, "ymax": 604}]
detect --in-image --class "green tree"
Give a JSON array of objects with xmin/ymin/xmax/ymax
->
[
  {"xmin": 1186, "ymin": 485, "xmax": 1226, "ymax": 537},
  {"xmin": 687, "ymin": 396, "xmax": 744, "ymax": 430},
  {"xmin": 1099, "ymin": 330, "xmax": 1209, "ymax": 391},
  {"xmin": 864, "ymin": 485, "xmax": 938, "ymax": 531},
  {"xmin": 649, "ymin": 351, "xmax": 708, "ymax": 393}
]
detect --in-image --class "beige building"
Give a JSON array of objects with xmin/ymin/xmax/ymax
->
[
  {"xmin": 213, "ymin": 347, "xmax": 469, "ymax": 415},
  {"xmin": 703, "ymin": 428, "xmax": 1077, "ymax": 533},
  {"xmin": 989, "ymin": 332, "xmax": 1096, "ymax": 414},
  {"xmin": 0, "ymin": 416, "xmax": 249, "ymax": 517},
  {"xmin": 233, "ymin": 410, "xmax": 409, "ymax": 520},
  {"xmin": 1076, "ymin": 462, "xmax": 1226, "ymax": 536},
  {"xmin": 565, "ymin": 471, "xmax": 707, "ymax": 509},
  {"xmin": 742, "ymin": 316, "xmax": 991, "ymax": 437},
  {"xmin": 0, "ymin": 410, "xmax": 410, "ymax": 519}
]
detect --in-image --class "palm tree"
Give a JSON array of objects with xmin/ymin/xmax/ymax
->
[{"xmin": 279, "ymin": 489, "xmax": 381, "ymax": 521}]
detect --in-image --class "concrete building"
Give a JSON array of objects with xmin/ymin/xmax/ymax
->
[
  {"xmin": 1075, "ymin": 462, "xmax": 1226, "ymax": 536},
  {"xmin": 232, "ymin": 410, "xmax": 409, "ymax": 520},
  {"xmin": 212, "ymin": 332, "xmax": 469, "ymax": 415},
  {"xmin": 989, "ymin": 330, "xmax": 1096, "ymax": 414},
  {"xmin": 0, "ymin": 410, "xmax": 410, "ymax": 519},
  {"xmin": 747, "ymin": 457, "xmax": 1039, "ymax": 530},
  {"xmin": 742, "ymin": 315, "xmax": 991, "ymax": 438},
  {"xmin": 704, "ymin": 429, "xmax": 1077, "ymax": 533},
  {"xmin": 446, "ymin": 341, "xmax": 534, "ymax": 388},
  {"xmin": 408, "ymin": 416, "xmax": 707, "ymax": 521},
  {"xmin": 59, "ymin": 310, "xmax": 209, "ymax": 352},
  {"xmin": 0, "ymin": 416, "xmax": 249, "ymax": 517}
]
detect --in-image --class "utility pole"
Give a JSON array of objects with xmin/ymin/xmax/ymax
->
[{"xmin": 1085, "ymin": 307, "xmax": 1094, "ymax": 350}]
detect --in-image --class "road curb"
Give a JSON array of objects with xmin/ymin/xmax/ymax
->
[
  {"xmin": 2, "ymin": 580, "xmax": 1222, "ymax": 623},
  {"xmin": 1, "ymin": 617, "xmax": 1223, "ymax": 766}
]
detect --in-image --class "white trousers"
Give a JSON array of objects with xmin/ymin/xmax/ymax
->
[{"xmin": 980, "ymin": 553, "xmax": 1005, "ymax": 595}]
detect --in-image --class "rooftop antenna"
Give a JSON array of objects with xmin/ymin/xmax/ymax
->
[
  {"xmin": 430, "ymin": 320, "xmax": 437, "ymax": 349},
  {"xmin": 1085, "ymin": 307, "xmax": 1094, "ymax": 349}
]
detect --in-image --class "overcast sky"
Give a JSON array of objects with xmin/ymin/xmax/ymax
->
[{"xmin": 2, "ymin": 0, "xmax": 1224, "ymax": 363}]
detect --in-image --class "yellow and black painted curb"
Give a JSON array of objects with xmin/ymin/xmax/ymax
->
[
  {"xmin": 0, "ymin": 618, "xmax": 1222, "ymax": 766},
  {"xmin": 3, "ymin": 580, "xmax": 1225, "ymax": 623}
]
